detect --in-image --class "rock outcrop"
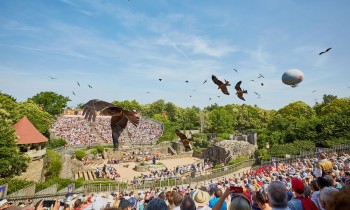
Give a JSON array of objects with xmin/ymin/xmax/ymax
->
[{"xmin": 202, "ymin": 140, "xmax": 257, "ymax": 163}]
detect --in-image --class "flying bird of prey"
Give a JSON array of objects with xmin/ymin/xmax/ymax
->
[
  {"xmin": 88, "ymin": 85, "xmax": 92, "ymax": 88},
  {"xmin": 159, "ymin": 79, "xmax": 162, "ymax": 81},
  {"xmin": 77, "ymin": 82, "xmax": 80, "ymax": 86},
  {"xmin": 319, "ymin": 48, "xmax": 332, "ymax": 55},
  {"xmin": 190, "ymin": 95, "xmax": 192, "ymax": 98},
  {"xmin": 185, "ymin": 80, "xmax": 189, "ymax": 83},
  {"xmin": 312, "ymin": 90, "xmax": 316, "ymax": 93},
  {"xmin": 251, "ymin": 80, "xmax": 255, "ymax": 82},
  {"xmin": 235, "ymin": 81, "xmax": 248, "ymax": 101},
  {"xmin": 212, "ymin": 75, "xmax": 230, "ymax": 95},
  {"xmin": 258, "ymin": 73, "xmax": 264, "ymax": 79},
  {"xmin": 261, "ymin": 83, "xmax": 264, "ymax": 86},
  {"xmin": 72, "ymin": 91, "xmax": 76, "ymax": 96},
  {"xmin": 82, "ymin": 99, "xmax": 140, "ymax": 151},
  {"xmin": 233, "ymin": 68, "xmax": 238, "ymax": 73},
  {"xmin": 253, "ymin": 92, "xmax": 261, "ymax": 97},
  {"xmin": 209, "ymin": 97, "xmax": 211, "ymax": 100},
  {"xmin": 146, "ymin": 92, "xmax": 150, "ymax": 94},
  {"xmin": 203, "ymin": 80, "xmax": 207, "ymax": 84},
  {"xmin": 175, "ymin": 129, "xmax": 193, "ymax": 150},
  {"xmin": 217, "ymin": 95, "xmax": 220, "ymax": 98},
  {"xmin": 49, "ymin": 76, "xmax": 57, "ymax": 79}
]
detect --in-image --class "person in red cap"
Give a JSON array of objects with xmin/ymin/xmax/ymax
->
[{"xmin": 287, "ymin": 178, "xmax": 318, "ymax": 210}]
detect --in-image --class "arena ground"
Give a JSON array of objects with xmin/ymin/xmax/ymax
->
[{"xmin": 96, "ymin": 157, "xmax": 203, "ymax": 181}]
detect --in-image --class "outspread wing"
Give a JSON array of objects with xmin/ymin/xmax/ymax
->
[
  {"xmin": 212, "ymin": 75, "xmax": 224, "ymax": 87},
  {"xmin": 175, "ymin": 129, "xmax": 188, "ymax": 140},
  {"xmin": 220, "ymin": 86, "xmax": 230, "ymax": 95},
  {"xmin": 325, "ymin": 48, "xmax": 332, "ymax": 52},
  {"xmin": 235, "ymin": 81, "xmax": 242, "ymax": 91},
  {"xmin": 237, "ymin": 93, "xmax": 245, "ymax": 101},
  {"xmin": 122, "ymin": 110, "xmax": 140, "ymax": 127},
  {"xmin": 82, "ymin": 99, "xmax": 121, "ymax": 122}
]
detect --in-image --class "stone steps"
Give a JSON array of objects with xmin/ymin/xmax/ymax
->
[{"xmin": 75, "ymin": 170, "xmax": 96, "ymax": 181}]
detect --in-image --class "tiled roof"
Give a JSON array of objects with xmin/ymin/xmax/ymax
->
[{"xmin": 13, "ymin": 116, "xmax": 48, "ymax": 145}]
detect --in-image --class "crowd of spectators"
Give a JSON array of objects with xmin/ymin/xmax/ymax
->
[
  {"xmin": 50, "ymin": 115, "xmax": 163, "ymax": 146},
  {"xmin": 3, "ymin": 151, "xmax": 350, "ymax": 210},
  {"xmin": 127, "ymin": 118, "xmax": 163, "ymax": 145},
  {"xmin": 50, "ymin": 116, "xmax": 98, "ymax": 147}
]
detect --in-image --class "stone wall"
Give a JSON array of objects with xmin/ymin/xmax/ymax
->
[{"xmin": 202, "ymin": 140, "xmax": 257, "ymax": 163}]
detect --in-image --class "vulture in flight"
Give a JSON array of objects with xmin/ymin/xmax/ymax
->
[
  {"xmin": 175, "ymin": 129, "xmax": 193, "ymax": 150},
  {"xmin": 235, "ymin": 81, "xmax": 248, "ymax": 101},
  {"xmin": 82, "ymin": 99, "xmax": 140, "ymax": 150},
  {"xmin": 319, "ymin": 48, "xmax": 332, "ymax": 55},
  {"xmin": 212, "ymin": 75, "xmax": 230, "ymax": 95}
]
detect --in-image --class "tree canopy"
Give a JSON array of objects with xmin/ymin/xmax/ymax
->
[{"xmin": 30, "ymin": 91, "xmax": 70, "ymax": 116}]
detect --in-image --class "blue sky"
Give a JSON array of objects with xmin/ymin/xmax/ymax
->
[{"xmin": 0, "ymin": 0, "xmax": 349, "ymax": 110}]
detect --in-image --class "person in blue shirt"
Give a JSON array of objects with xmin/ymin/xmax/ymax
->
[{"xmin": 209, "ymin": 189, "xmax": 227, "ymax": 210}]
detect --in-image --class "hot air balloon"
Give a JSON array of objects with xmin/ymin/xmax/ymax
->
[{"xmin": 282, "ymin": 69, "xmax": 303, "ymax": 88}]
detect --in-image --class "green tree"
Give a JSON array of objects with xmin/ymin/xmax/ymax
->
[
  {"xmin": 112, "ymin": 100, "xmax": 142, "ymax": 112},
  {"xmin": 14, "ymin": 100, "xmax": 54, "ymax": 136},
  {"xmin": 0, "ymin": 109, "xmax": 30, "ymax": 178},
  {"xmin": 30, "ymin": 91, "xmax": 70, "ymax": 116},
  {"xmin": 208, "ymin": 107, "xmax": 234, "ymax": 133}
]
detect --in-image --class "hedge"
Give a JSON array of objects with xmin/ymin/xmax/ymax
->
[
  {"xmin": 46, "ymin": 138, "xmax": 67, "ymax": 149},
  {"xmin": 0, "ymin": 179, "xmax": 34, "ymax": 195},
  {"xmin": 44, "ymin": 150, "xmax": 62, "ymax": 180},
  {"xmin": 75, "ymin": 150, "xmax": 87, "ymax": 161}
]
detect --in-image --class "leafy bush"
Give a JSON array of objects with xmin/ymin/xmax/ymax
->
[
  {"xmin": 258, "ymin": 149, "xmax": 270, "ymax": 161},
  {"xmin": 95, "ymin": 146, "xmax": 105, "ymax": 154},
  {"xmin": 228, "ymin": 156, "xmax": 249, "ymax": 165},
  {"xmin": 91, "ymin": 149, "xmax": 98, "ymax": 156},
  {"xmin": 218, "ymin": 133, "xmax": 230, "ymax": 140},
  {"xmin": 0, "ymin": 179, "xmax": 34, "ymax": 194},
  {"xmin": 75, "ymin": 150, "xmax": 86, "ymax": 161},
  {"xmin": 192, "ymin": 133, "xmax": 208, "ymax": 140},
  {"xmin": 44, "ymin": 150, "xmax": 62, "ymax": 180},
  {"xmin": 46, "ymin": 138, "xmax": 67, "ymax": 149},
  {"xmin": 269, "ymin": 140, "xmax": 315, "ymax": 157},
  {"xmin": 213, "ymin": 164, "xmax": 221, "ymax": 169}
]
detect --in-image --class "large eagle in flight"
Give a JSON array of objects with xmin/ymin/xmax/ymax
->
[
  {"xmin": 82, "ymin": 99, "xmax": 140, "ymax": 150},
  {"xmin": 212, "ymin": 75, "xmax": 230, "ymax": 95},
  {"xmin": 175, "ymin": 129, "xmax": 193, "ymax": 150}
]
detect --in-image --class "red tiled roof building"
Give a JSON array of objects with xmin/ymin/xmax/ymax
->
[{"xmin": 13, "ymin": 116, "xmax": 48, "ymax": 160}]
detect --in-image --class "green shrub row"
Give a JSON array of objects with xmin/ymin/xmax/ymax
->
[{"xmin": 44, "ymin": 150, "xmax": 62, "ymax": 180}]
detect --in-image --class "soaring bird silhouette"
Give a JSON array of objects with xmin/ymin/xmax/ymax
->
[
  {"xmin": 185, "ymin": 80, "xmax": 189, "ymax": 83},
  {"xmin": 209, "ymin": 97, "xmax": 211, "ymax": 100},
  {"xmin": 258, "ymin": 73, "xmax": 264, "ymax": 79},
  {"xmin": 251, "ymin": 80, "xmax": 255, "ymax": 82},
  {"xmin": 72, "ymin": 91, "xmax": 76, "ymax": 96},
  {"xmin": 175, "ymin": 129, "xmax": 193, "ymax": 150},
  {"xmin": 253, "ymin": 92, "xmax": 260, "ymax": 97},
  {"xmin": 261, "ymin": 83, "xmax": 264, "ymax": 86},
  {"xmin": 88, "ymin": 85, "xmax": 92, "ymax": 88},
  {"xmin": 203, "ymin": 80, "xmax": 207, "ymax": 84},
  {"xmin": 235, "ymin": 81, "xmax": 248, "ymax": 101},
  {"xmin": 212, "ymin": 75, "xmax": 230, "ymax": 95},
  {"xmin": 312, "ymin": 90, "xmax": 316, "ymax": 93},
  {"xmin": 319, "ymin": 48, "xmax": 332, "ymax": 55},
  {"xmin": 49, "ymin": 76, "xmax": 57, "ymax": 79},
  {"xmin": 159, "ymin": 79, "xmax": 162, "ymax": 81},
  {"xmin": 77, "ymin": 82, "xmax": 80, "ymax": 86},
  {"xmin": 233, "ymin": 68, "xmax": 238, "ymax": 73},
  {"xmin": 82, "ymin": 99, "xmax": 140, "ymax": 150}
]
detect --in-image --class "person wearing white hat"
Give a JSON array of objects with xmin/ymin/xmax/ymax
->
[{"xmin": 193, "ymin": 190, "xmax": 211, "ymax": 210}]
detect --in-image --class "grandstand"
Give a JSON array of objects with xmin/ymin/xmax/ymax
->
[{"xmin": 50, "ymin": 114, "xmax": 164, "ymax": 147}]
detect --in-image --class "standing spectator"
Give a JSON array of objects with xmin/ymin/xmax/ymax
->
[
  {"xmin": 180, "ymin": 196, "xmax": 196, "ymax": 210},
  {"xmin": 267, "ymin": 181, "xmax": 290, "ymax": 210},
  {"xmin": 193, "ymin": 190, "xmax": 211, "ymax": 210},
  {"xmin": 309, "ymin": 180, "xmax": 321, "ymax": 209},
  {"xmin": 173, "ymin": 192, "xmax": 184, "ymax": 210},
  {"xmin": 145, "ymin": 198, "xmax": 168, "ymax": 210},
  {"xmin": 209, "ymin": 189, "xmax": 226, "ymax": 210},
  {"xmin": 287, "ymin": 178, "xmax": 318, "ymax": 210},
  {"xmin": 319, "ymin": 187, "xmax": 338, "ymax": 210},
  {"xmin": 252, "ymin": 190, "xmax": 271, "ymax": 210},
  {"xmin": 327, "ymin": 189, "xmax": 350, "ymax": 210}
]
